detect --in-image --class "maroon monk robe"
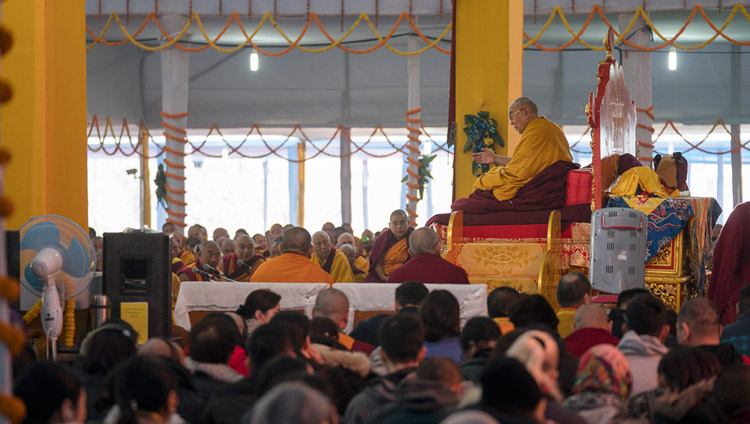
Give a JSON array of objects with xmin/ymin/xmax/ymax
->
[
  {"xmin": 386, "ymin": 253, "xmax": 469, "ymax": 285},
  {"xmin": 222, "ymin": 253, "xmax": 264, "ymax": 281},
  {"xmin": 451, "ymin": 161, "xmax": 579, "ymax": 215},
  {"xmin": 365, "ymin": 227, "xmax": 415, "ymax": 282},
  {"xmin": 178, "ymin": 259, "xmax": 216, "ymax": 282},
  {"xmin": 708, "ymin": 202, "xmax": 750, "ymax": 325}
]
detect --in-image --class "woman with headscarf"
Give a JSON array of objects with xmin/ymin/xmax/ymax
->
[{"xmin": 562, "ymin": 344, "xmax": 632, "ymax": 424}]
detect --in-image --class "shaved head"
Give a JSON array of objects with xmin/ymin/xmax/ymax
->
[
  {"xmin": 139, "ymin": 337, "xmax": 185, "ymax": 364},
  {"xmin": 282, "ymin": 227, "xmax": 313, "ymax": 257},
  {"xmin": 199, "ymin": 240, "xmax": 222, "ymax": 269},
  {"xmin": 314, "ymin": 288, "xmax": 350, "ymax": 330},
  {"xmin": 312, "ymin": 231, "xmax": 332, "ymax": 260},
  {"xmin": 221, "ymin": 238, "xmax": 236, "ymax": 256},
  {"xmin": 235, "ymin": 234, "xmax": 256, "ymax": 262},
  {"xmin": 409, "ymin": 227, "xmax": 440, "ymax": 256},
  {"xmin": 574, "ymin": 304, "xmax": 610, "ymax": 331},
  {"xmin": 510, "ymin": 97, "xmax": 538, "ymax": 114}
]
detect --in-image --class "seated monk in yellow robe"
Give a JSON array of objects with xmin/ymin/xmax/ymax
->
[
  {"xmin": 470, "ymin": 97, "xmax": 573, "ymax": 201},
  {"xmin": 366, "ymin": 210, "xmax": 414, "ymax": 282},
  {"xmin": 251, "ymin": 227, "xmax": 334, "ymax": 284},
  {"xmin": 339, "ymin": 244, "xmax": 366, "ymax": 282},
  {"xmin": 337, "ymin": 232, "xmax": 370, "ymax": 274},
  {"xmin": 311, "ymin": 231, "xmax": 354, "ymax": 283},
  {"xmin": 178, "ymin": 241, "xmax": 224, "ymax": 282},
  {"xmin": 218, "ymin": 235, "xmax": 266, "ymax": 282}
]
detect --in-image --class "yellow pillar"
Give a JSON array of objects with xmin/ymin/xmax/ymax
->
[
  {"xmin": 454, "ymin": 0, "xmax": 523, "ymax": 200},
  {"xmin": 1, "ymin": 1, "xmax": 88, "ymax": 230}
]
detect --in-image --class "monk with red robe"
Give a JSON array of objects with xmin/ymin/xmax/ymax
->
[
  {"xmin": 251, "ymin": 227, "xmax": 334, "ymax": 284},
  {"xmin": 253, "ymin": 233, "xmax": 270, "ymax": 258},
  {"xmin": 454, "ymin": 97, "xmax": 573, "ymax": 213},
  {"xmin": 366, "ymin": 210, "xmax": 414, "ymax": 282},
  {"xmin": 178, "ymin": 240, "xmax": 224, "ymax": 282},
  {"xmin": 708, "ymin": 202, "xmax": 750, "ymax": 324},
  {"xmin": 311, "ymin": 231, "xmax": 354, "ymax": 282},
  {"xmin": 219, "ymin": 235, "xmax": 266, "ymax": 282},
  {"xmin": 387, "ymin": 227, "xmax": 470, "ymax": 284}
]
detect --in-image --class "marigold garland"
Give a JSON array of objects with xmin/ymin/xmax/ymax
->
[{"xmin": 85, "ymin": 4, "xmax": 750, "ymax": 55}]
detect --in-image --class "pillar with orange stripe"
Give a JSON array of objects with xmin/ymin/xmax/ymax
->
[
  {"xmin": 405, "ymin": 109, "xmax": 422, "ymax": 227},
  {"xmin": 453, "ymin": 0, "xmax": 523, "ymax": 200},
  {"xmin": 160, "ymin": 11, "xmax": 191, "ymax": 232}
]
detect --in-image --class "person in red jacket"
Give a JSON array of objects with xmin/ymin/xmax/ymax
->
[{"xmin": 387, "ymin": 227, "xmax": 469, "ymax": 285}]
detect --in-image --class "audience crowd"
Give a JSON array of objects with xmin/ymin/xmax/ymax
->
[{"xmin": 11, "ymin": 217, "xmax": 750, "ymax": 424}]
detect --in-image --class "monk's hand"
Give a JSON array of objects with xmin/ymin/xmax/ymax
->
[{"xmin": 472, "ymin": 148, "xmax": 498, "ymax": 165}]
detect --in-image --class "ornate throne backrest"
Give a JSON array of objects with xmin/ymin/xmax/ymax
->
[{"xmin": 587, "ymin": 28, "xmax": 637, "ymax": 211}]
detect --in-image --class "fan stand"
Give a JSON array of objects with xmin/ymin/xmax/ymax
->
[{"xmin": 41, "ymin": 279, "xmax": 63, "ymax": 361}]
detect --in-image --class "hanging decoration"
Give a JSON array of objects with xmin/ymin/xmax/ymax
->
[
  {"xmin": 401, "ymin": 154, "xmax": 437, "ymax": 200},
  {"xmin": 154, "ymin": 164, "xmax": 168, "ymax": 209},
  {"xmin": 463, "ymin": 111, "xmax": 503, "ymax": 176}
]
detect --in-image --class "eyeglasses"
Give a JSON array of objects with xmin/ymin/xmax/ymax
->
[{"xmin": 509, "ymin": 108, "xmax": 526, "ymax": 121}]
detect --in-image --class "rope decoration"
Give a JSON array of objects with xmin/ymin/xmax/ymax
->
[
  {"xmin": 86, "ymin": 11, "xmax": 451, "ymax": 56},
  {"xmin": 87, "ymin": 116, "xmax": 454, "ymax": 161},
  {"xmin": 160, "ymin": 111, "xmax": 189, "ymax": 228},
  {"xmin": 86, "ymin": 4, "xmax": 750, "ymax": 56},
  {"xmin": 523, "ymin": 4, "xmax": 750, "ymax": 52},
  {"xmin": 635, "ymin": 106, "xmax": 656, "ymax": 159},
  {"xmin": 405, "ymin": 108, "xmax": 422, "ymax": 226}
]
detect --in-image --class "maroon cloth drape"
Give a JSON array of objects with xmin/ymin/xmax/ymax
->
[
  {"xmin": 708, "ymin": 202, "xmax": 750, "ymax": 325},
  {"xmin": 365, "ymin": 227, "xmax": 415, "ymax": 282},
  {"xmin": 450, "ymin": 161, "xmax": 579, "ymax": 215}
]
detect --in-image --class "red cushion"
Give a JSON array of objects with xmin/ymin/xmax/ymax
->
[
  {"xmin": 462, "ymin": 224, "xmax": 574, "ymax": 240},
  {"xmin": 566, "ymin": 169, "xmax": 593, "ymax": 206}
]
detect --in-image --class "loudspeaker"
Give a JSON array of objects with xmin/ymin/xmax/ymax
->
[
  {"xmin": 590, "ymin": 208, "xmax": 647, "ymax": 294},
  {"xmin": 104, "ymin": 232, "xmax": 170, "ymax": 340}
]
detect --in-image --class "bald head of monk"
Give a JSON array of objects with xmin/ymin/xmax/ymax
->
[
  {"xmin": 337, "ymin": 232, "xmax": 355, "ymax": 248},
  {"xmin": 509, "ymin": 97, "xmax": 539, "ymax": 134},
  {"xmin": 389, "ymin": 209, "xmax": 410, "ymax": 240},
  {"xmin": 213, "ymin": 227, "xmax": 229, "ymax": 242},
  {"xmin": 282, "ymin": 227, "xmax": 313, "ymax": 257},
  {"xmin": 221, "ymin": 238, "xmax": 235, "ymax": 257},
  {"xmin": 269, "ymin": 223, "xmax": 284, "ymax": 241},
  {"xmin": 235, "ymin": 235, "xmax": 256, "ymax": 262},
  {"xmin": 198, "ymin": 240, "xmax": 222, "ymax": 269},
  {"xmin": 574, "ymin": 304, "xmax": 612, "ymax": 333},
  {"xmin": 314, "ymin": 288, "xmax": 350, "ymax": 330},
  {"xmin": 312, "ymin": 231, "xmax": 333, "ymax": 261},
  {"xmin": 139, "ymin": 337, "xmax": 185, "ymax": 365},
  {"xmin": 409, "ymin": 227, "xmax": 440, "ymax": 256}
]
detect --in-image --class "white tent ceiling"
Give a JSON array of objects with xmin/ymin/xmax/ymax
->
[{"xmin": 86, "ymin": 0, "xmax": 750, "ymax": 128}]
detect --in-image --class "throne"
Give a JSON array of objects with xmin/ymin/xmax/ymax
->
[{"xmin": 429, "ymin": 29, "xmax": 636, "ymax": 310}]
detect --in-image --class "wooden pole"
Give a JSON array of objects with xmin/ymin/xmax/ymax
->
[{"xmin": 140, "ymin": 126, "xmax": 151, "ymax": 229}]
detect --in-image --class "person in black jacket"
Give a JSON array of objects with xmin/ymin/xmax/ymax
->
[{"xmin": 677, "ymin": 298, "xmax": 746, "ymax": 367}]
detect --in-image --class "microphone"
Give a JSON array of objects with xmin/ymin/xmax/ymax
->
[
  {"xmin": 236, "ymin": 259, "xmax": 250, "ymax": 269},
  {"xmin": 192, "ymin": 267, "xmax": 213, "ymax": 279},
  {"xmin": 203, "ymin": 264, "xmax": 222, "ymax": 276}
]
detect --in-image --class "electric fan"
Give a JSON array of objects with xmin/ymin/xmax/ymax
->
[{"xmin": 19, "ymin": 215, "xmax": 96, "ymax": 359}]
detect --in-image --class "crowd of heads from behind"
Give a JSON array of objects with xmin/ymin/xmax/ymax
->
[{"xmin": 12, "ymin": 270, "xmax": 750, "ymax": 424}]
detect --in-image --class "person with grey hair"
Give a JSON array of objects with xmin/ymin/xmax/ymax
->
[
  {"xmin": 386, "ymin": 227, "xmax": 469, "ymax": 284},
  {"xmin": 250, "ymin": 227, "xmax": 334, "ymax": 283},
  {"xmin": 310, "ymin": 231, "xmax": 354, "ymax": 282},
  {"xmin": 339, "ymin": 244, "xmax": 366, "ymax": 282},
  {"xmin": 248, "ymin": 382, "xmax": 337, "ymax": 424}
]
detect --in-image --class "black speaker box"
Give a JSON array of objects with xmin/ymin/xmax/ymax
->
[{"xmin": 103, "ymin": 232, "xmax": 170, "ymax": 340}]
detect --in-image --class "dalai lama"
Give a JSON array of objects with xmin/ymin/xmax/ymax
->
[
  {"xmin": 311, "ymin": 231, "xmax": 354, "ymax": 282},
  {"xmin": 454, "ymin": 97, "xmax": 574, "ymax": 212},
  {"xmin": 219, "ymin": 234, "xmax": 266, "ymax": 282},
  {"xmin": 366, "ymin": 209, "xmax": 414, "ymax": 282}
]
